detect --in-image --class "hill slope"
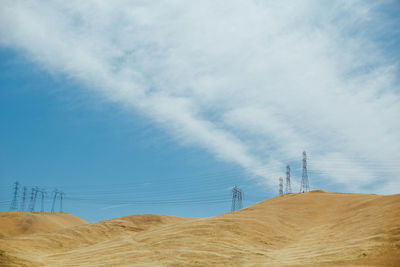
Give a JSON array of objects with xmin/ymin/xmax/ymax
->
[
  {"xmin": 1, "ymin": 191, "xmax": 399, "ymax": 266},
  {"xmin": 0, "ymin": 212, "xmax": 87, "ymax": 238}
]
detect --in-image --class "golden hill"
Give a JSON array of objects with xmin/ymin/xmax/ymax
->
[
  {"xmin": 0, "ymin": 191, "xmax": 399, "ymax": 266},
  {"xmin": 0, "ymin": 212, "xmax": 86, "ymax": 238}
]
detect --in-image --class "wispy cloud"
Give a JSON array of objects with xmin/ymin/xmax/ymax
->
[{"xmin": 1, "ymin": 0, "xmax": 399, "ymax": 193}]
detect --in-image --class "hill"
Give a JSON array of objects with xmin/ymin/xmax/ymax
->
[
  {"xmin": 0, "ymin": 212, "xmax": 87, "ymax": 238},
  {"xmin": 0, "ymin": 191, "xmax": 399, "ymax": 266}
]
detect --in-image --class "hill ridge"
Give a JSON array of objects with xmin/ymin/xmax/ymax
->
[{"xmin": 1, "ymin": 191, "xmax": 399, "ymax": 266}]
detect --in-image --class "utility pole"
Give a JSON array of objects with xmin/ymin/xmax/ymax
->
[
  {"xmin": 231, "ymin": 186, "xmax": 243, "ymax": 212},
  {"xmin": 285, "ymin": 165, "xmax": 292, "ymax": 194},
  {"xmin": 20, "ymin": 186, "xmax": 27, "ymax": 211},
  {"xmin": 9, "ymin": 181, "xmax": 20, "ymax": 211},
  {"xmin": 279, "ymin": 177, "xmax": 283, "ymax": 196},
  {"xmin": 51, "ymin": 190, "xmax": 58, "ymax": 213},
  {"xmin": 300, "ymin": 151, "xmax": 310, "ymax": 193}
]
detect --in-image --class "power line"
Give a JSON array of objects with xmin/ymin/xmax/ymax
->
[
  {"xmin": 68, "ymin": 198, "xmax": 235, "ymax": 206},
  {"xmin": 0, "ymin": 157, "xmax": 398, "ymax": 193},
  {"xmin": 2, "ymin": 180, "xmax": 261, "ymax": 212},
  {"xmin": 5, "ymin": 151, "xmax": 395, "ymax": 214}
]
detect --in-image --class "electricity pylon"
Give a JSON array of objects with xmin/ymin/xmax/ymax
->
[
  {"xmin": 59, "ymin": 191, "xmax": 64, "ymax": 212},
  {"xmin": 29, "ymin": 187, "xmax": 39, "ymax": 212},
  {"xmin": 51, "ymin": 189, "xmax": 59, "ymax": 212},
  {"xmin": 285, "ymin": 165, "xmax": 292, "ymax": 194},
  {"xmin": 300, "ymin": 151, "xmax": 310, "ymax": 193},
  {"xmin": 38, "ymin": 189, "xmax": 46, "ymax": 212},
  {"xmin": 9, "ymin": 181, "xmax": 20, "ymax": 211},
  {"xmin": 20, "ymin": 186, "xmax": 27, "ymax": 211},
  {"xmin": 279, "ymin": 177, "xmax": 283, "ymax": 196},
  {"xmin": 231, "ymin": 186, "xmax": 243, "ymax": 212}
]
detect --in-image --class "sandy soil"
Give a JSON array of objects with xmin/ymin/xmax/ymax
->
[{"xmin": 0, "ymin": 191, "xmax": 399, "ymax": 266}]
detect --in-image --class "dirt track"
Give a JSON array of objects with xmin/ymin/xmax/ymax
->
[{"xmin": 1, "ymin": 191, "xmax": 399, "ymax": 266}]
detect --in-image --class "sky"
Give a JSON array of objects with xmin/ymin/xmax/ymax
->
[{"xmin": 0, "ymin": 0, "xmax": 399, "ymax": 222}]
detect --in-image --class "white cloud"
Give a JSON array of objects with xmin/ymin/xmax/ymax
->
[{"xmin": 0, "ymin": 0, "xmax": 399, "ymax": 193}]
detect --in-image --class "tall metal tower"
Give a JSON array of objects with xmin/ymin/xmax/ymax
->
[
  {"xmin": 300, "ymin": 151, "xmax": 310, "ymax": 193},
  {"xmin": 29, "ymin": 187, "xmax": 38, "ymax": 212},
  {"xmin": 59, "ymin": 192, "xmax": 64, "ymax": 212},
  {"xmin": 39, "ymin": 189, "xmax": 46, "ymax": 212},
  {"xmin": 29, "ymin": 188, "xmax": 35, "ymax": 212},
  {"xmin": 51, "ymin": 190, "xmax": 59, "ymax": 213},
  {"xmin": 9, "ymin": 181, "xmax": 20, "ymax": 211},
  {"xmin": 279, "ymin": 177, "xmax": 283, "ymax": 196},
  {"xmin": 231, "ymin": 186, "xmax": 243, "ymax": 212},
  {"xmin": 285, "ymin": 165, "xmax": 292, "ymax": 194},
  {"xmin": 20, "ymin": 186, "xmax": 27, "ymax": 211}
]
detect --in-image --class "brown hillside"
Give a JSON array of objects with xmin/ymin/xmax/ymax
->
[
  {"xmin": 0, "ymin": 212, "xmax": 87, "ymax": 238},
  {"xmin": 0, "ymin": 192, "xmax": 399, "ymax": 266}
]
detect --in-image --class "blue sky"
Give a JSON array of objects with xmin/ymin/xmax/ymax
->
[
  {"xmin": 0, "ymin": 1, "xmax": 399, "ymax": 222},
  {"xmin": 0, "ymin": 49, "xmax": 272, "ymax": 221}
]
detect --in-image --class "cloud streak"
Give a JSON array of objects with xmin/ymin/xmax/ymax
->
[{"xmin": 1, "ymin": 0, "xmax": 399, "ymax": 193}]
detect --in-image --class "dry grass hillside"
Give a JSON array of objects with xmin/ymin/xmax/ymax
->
[
  {"xmin": 0, "ymin": 212, "xmax": 86, "ymax": 238},
  {"xmin": 0, "ymin": 191, "xmax": 399, "ymax": 266}
]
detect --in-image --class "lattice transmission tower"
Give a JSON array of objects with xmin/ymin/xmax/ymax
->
[
  {"xmin": 231, "ymin": 186, "xmax": 243, "ymax": 212},
  {"xmin": 300, "ymin": 151, "xmax": 310, "ymax": 193},
  {"xmin": 51, "ymin": 190, "xmax": 59, "ymax": 212},
  {"xmin": 285, "ymin": 165, "xmax": 292, "ymax": 194},
  {"xmin": 20, "ymin": 186, "xmax": 27, "ymax": 211},
  {"xmin": 59, "ymin": 192, "xmax": 64, "ymax": 212},
  {"xmin": 29, "ymin": 187, "xmax": 39, "ymax": 212},
  {"xmin": 9, "ymin": 181, "xmax": 20, "ymax": 211},
  {"xmin": 279, "ymin": 177, "xmax": 283, "ymax": 196},
  {"xmin": 37, "ymin": 189, "xmax": 46, "ymax": 212}
]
